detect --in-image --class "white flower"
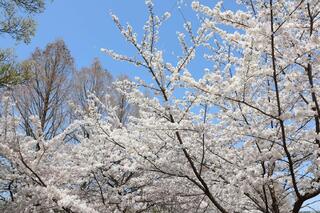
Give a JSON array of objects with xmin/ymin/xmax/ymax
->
[
  {"xmin": 191, "ymin": 1, "xmax": 200, "ymax": 10},
  {"xmin": 164, "ymin": 12, "xmax": 171, "ymax": 19}
]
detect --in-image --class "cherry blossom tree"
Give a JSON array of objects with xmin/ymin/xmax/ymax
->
[
  {"xmin": 101, "ymin": 0, "xmax": 320, "ymax": 211},
  {"xmin": 1, "ymin": 0, "xmax": 320, "ymax": 212}
]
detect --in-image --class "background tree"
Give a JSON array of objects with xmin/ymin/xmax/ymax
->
[
  {"xmin": 71, "ymin": 58, "xmax": 113, "ymax": 114},
  {"xmin": 14, "ymin": 40, "xmax": 73, "ymax": 140},
  {"xmin": 71, "ymin": 58, "xmax": 138, "ymax": 126},
  {"xmin": 0, "ymin": 0, "xmax": 47, "ymax": 88},
  {"xmin": 0, "ymin": 50, "xmax": 20, "ymax": 88},
  {"xmin": 0, "ymin": 0, "xmax": 45, "ymax": 43}
]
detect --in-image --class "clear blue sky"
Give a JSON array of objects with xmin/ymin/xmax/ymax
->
[
  {"xmin": 0, "ymin": 0, "xmax": 319, "ymax": 210},
  {"xmin": 0, "ymin": 0, "xmax": 220, "ymax": 78}
]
